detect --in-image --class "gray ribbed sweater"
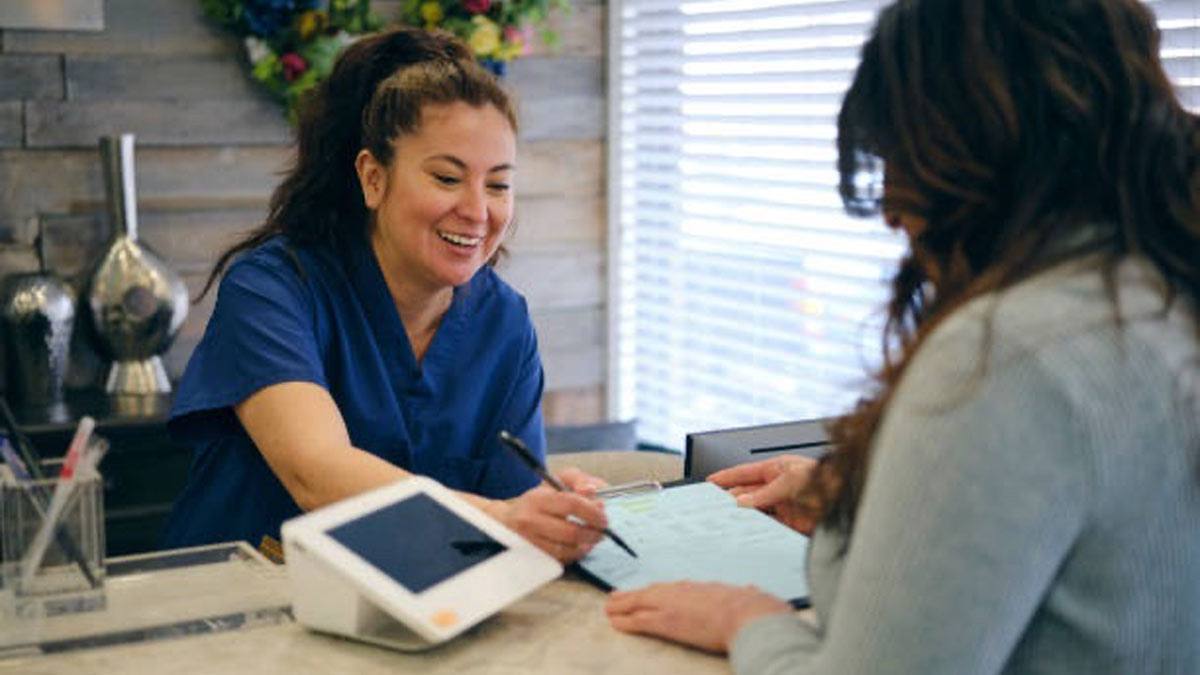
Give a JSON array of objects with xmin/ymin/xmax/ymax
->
[{"xmin": 731, "ymin": 257, "xmax": 1199, "ymax": 674}]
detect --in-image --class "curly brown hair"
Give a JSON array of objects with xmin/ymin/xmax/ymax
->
[{"xmin": 809, "ymin": 0, "xmax": 1200, "ymax": 534}]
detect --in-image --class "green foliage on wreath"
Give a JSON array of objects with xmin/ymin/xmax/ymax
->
[
  {"xmin": 200, "ymin": 0, "xmax": 382, "ymax": 122},
  {"xmin": 202, "ymin": 0, "xmax": 569, "ymax": 122}
]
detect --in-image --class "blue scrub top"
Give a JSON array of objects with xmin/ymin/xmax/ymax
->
[{"xmin": 161, "ymin": 235, "xmax": 545, "ymax": 548}]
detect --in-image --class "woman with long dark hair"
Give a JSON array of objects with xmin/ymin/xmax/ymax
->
[
  {"xmin": 607, "ymin": 1, "xmax": 1199, "ymax": 671},
  {"xmin": 162, "ymin": 28, "xmax": 609, "ymax": 561}
]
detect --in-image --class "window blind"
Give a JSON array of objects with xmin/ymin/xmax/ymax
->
[
  {"xmin": 1150, "ymin": 0, "xmax": 1200, "ymax": 112},
  {"xmin": 609, "ymin": 0, "xmax": 1200, "ymax": 450}
]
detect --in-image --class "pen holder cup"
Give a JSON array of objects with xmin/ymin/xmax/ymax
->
[{"xmin": 1, "ymin": 464, "xmax": 106, "ymax": 621}]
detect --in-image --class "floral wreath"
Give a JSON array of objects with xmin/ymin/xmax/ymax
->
[{"xmin": 202, "ymin": 0, "xmax": 569, "ymax": 121}]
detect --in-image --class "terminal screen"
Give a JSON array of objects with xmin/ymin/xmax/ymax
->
[{"xmin": 327, "ymin": 492, "xmax": 508, "ymax": 594}]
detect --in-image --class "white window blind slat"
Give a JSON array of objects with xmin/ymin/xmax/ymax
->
[
  {"xmin": 623, "ymin": 30, "xmax": 868, "ymax": 54},
  {"xmin": 1148, "ymin": 0, "xmax": 1200, "ymax": 110},
  {"xmin": 612, "ymin": 0, "xmax": 1200, "ymax": 449},
  {"xmin": 1149, "ymin": 0, "xmax": 1197, "ymax": 13}
]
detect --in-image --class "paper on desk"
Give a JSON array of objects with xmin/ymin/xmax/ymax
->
[{"xmin": 579, "ymin": 482, "xmax": 809, "ymax": 601}]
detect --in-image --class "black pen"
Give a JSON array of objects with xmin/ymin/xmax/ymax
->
[{"xmin": 498, "ymin": 430, "xmax": 638, "ymax": 559}]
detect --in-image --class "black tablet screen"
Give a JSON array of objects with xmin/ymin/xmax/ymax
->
[{"xmin": 326, "ymin": 492, "xmax": 508, "ymax": 594}]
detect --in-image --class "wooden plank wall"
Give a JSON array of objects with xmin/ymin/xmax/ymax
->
[{"xmin": 0, "ymin": 0, "xmax": 608, "ymax": 424}]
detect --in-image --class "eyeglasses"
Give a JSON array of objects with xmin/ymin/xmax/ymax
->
[{"xmin": 840, "ymin": 149, "xmax": 884, "ymax": 218}]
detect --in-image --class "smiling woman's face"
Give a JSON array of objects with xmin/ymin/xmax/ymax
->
[{"xmin": 357, "ymin": 101, "xmax": 517, "ymax": 298}]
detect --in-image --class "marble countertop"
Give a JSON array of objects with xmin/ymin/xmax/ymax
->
[{"xmin": 0, "ymin": 576, "xmax": 730, "ymax": 675}]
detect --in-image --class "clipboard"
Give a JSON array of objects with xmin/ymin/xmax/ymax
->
[{"xmin": 575, "ymin": 479, "xmax": 810, "ymax": 607}]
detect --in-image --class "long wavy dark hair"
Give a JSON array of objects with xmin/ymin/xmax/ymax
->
[
  {"xmin": 198, "ymin": 27, "xmax": 517, "ymax": 300},
  {"xmin": 806, "ymin": 0, "xmax": 1200, "ymax": 534}
]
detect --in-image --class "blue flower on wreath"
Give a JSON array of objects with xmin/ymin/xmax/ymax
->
[{"xmin": 242, "ymin": 0, "xmax": 322, "ymax": 37}]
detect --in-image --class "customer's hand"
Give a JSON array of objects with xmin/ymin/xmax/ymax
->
[
  {"xmin": 708, "ymin": 455, "xmax": 819, "ymax": 535},
  {"xmin": 606, "ymin": 582, "xmax": 791, "ymax": 653}
]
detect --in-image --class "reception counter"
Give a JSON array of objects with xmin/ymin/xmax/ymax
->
[
  {"xmin": 0, "ymin": 452, "xmax": 737, "ymax": 675},
  {"xmin": 1, "ymin": 568, "xmax": 729, "ymax": 675}
]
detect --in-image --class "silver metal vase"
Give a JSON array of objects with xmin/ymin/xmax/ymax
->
[
  {"xmin": 0, "ymin": 231, "xmax": 75, "ymax": 406},
  {"xmin": 86, "ymin": 134, "xmax": 189, "ymax": 395}
]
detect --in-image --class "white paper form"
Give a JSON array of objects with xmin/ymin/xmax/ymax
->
[{"xmin": 578, "ymin": 481, "xmax": 810, "ymax": 601}]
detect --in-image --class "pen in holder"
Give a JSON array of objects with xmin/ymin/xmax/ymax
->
[{"xmin": 1, "ymin": 440, "xmax": 107, "ymax": 621}]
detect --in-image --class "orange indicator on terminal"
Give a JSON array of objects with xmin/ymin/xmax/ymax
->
[{"xmin": 430, "ymin": 609, "xmax": 459, "ymax": 628}]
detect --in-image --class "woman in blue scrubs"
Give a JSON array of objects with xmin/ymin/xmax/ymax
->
[{"xmin": 161, "ymin": 28, "xmax": 608, "ymax": 562}]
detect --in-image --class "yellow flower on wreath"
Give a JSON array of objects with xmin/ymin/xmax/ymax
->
[
  {"xmin": 295, "ymin": 9, "xmax": 330, "ymax": 41},
  {"xmin": 419, "ymin": 1, "xmax": 443, "ymax": 28},
  {"xmin": 493, "ymin": 41, "xmax": 523, "ymax": 62},
  {"xmin": 467, "ymin": 15, "xmax": 501, "ymax": 58}
]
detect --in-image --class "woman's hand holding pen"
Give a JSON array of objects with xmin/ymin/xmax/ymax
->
[
  {"xmin": 709, "ymin": 455, "xmax": 820, "ymax": 535},
  {"xmin": 553, "ymin": 466, "xmax": 609, "ymax": 496},
  {"xmin": 496, "ymin": 468, "xmax": 610, "ymax": 563}
]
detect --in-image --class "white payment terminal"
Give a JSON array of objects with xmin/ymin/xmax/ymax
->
[{"xmin": 282, "ymin": 476, "xmax": 562, "ymax": 651}]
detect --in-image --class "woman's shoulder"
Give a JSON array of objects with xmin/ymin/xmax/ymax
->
[
  {"xmin": 220, "ymin": 236, "xmax": 343, "ymax": 294},
  {"xmin": 225, "ymin": 236, "xmax": 328, "ymax": 276},
  {"xmin": 934, "ymin": 255, "xmax": 1192, "ymax": 360},
  {"xmin": 916, "ymin": 255, "xmax": 1197, "ymax": 440},
  {"xmin": 463, "ymin": 266, "xmax": 531, "ymax": 316},
  {"xmin": 897, "ymin": 257, "xmax": 1197, "ymax": 508}
]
